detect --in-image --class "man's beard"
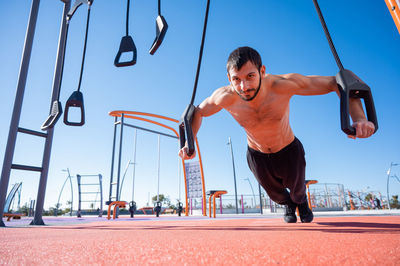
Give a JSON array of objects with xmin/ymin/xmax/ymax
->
[{"xmin": 235, "ymin": 75, "xmax": 262, "ymax": 102}]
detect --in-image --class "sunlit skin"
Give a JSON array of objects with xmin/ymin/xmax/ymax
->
[{"xmin": 179, "ymin": 61, "xmax": 375, "ymax": 159}]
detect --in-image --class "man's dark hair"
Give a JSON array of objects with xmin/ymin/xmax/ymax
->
[{"xmin": 226, "ymin": 46, "xmax": 262, "ymax": 73}]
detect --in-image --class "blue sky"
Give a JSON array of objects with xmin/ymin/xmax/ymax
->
[{"xmin": 0, "ymin": 0, "xmax": 399, "ymax": 210}]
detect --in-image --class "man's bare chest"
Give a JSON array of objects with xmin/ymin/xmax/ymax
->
[{"xmin": 226, "ymin": 99, "xmax": 290, "ymax": 129}]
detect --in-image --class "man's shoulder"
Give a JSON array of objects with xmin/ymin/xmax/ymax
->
[
  {"xmin": 211, "ymin": 85, "xmax": 236, "ymax": 106},
  {"xmin": 265, "ymin": 73, "xmax": 302, "ymax": 94}
]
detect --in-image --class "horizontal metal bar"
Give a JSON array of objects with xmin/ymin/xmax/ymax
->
[
  {"xmin": 81, "ymin": 192, "xmax": 99, "ymax": 194},
  {"xmin": 80, "ymin": 183, "xmax": 100, "ymax": 186},
  {"xmin": 123, "ymin": 122, "xmax": 178, "ymax": 139},
  {"xmin": 80, "ymin": 200, "xmax": 101, "ymax": 202},
  {"xmin": 18, "ymin": 127, "xmax": 48, "ymax": 138},
  {"xmin": 11, "ymin": 164, "xmax": 42, "ymax": 172},
  {"xmin": 77, "ymin": 175, "xmax": 101, "ymax": 177}
]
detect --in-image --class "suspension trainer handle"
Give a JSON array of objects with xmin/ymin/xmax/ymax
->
[
  {"xmin": 179, "ymin": 104, "xmax": 196, "ymax": 157},
  {"xmin": 114, "ymin": 0, "xmax": 137, "ymax": 67},
  {"xmin": 336, "ymin": 69, "xmax": 378, "ymax": 135},
  {"xmin": 64, "ymin": 91, "xmax": 85, "ymax": 126}
]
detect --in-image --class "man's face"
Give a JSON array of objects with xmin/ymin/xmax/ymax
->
[{"xmin": 228, "ymin": 61, "xmax": 264, "ymax": 101}]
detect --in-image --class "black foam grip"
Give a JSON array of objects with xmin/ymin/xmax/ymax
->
[
  {"xmin": 114, "ymin": 35, "xmax": 137, "ymax": 67},
  {"xmin": 179, "ymin": 104, "xmax": 196, "ymax": 157},
  {"xmin": 64, "ymin": 91, "xmax": 85, "ymax": 126}
]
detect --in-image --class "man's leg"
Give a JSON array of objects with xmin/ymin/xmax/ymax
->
[
  {"xmin": 246, "ymin": 147, "xmax": 297, "ymax": 223},
  {"xmin": 279, "ymin": 138, "xmax": 313, "ymax": 223}
]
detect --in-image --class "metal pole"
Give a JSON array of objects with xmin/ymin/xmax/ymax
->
[
  {"xmin": 55, "ymin": 173, "xmax": 70, "ymax": 216},
  {"xmin": 132, "ymin": 129, "xmax": 137, "ymax": 202},
  {"xmin": 178, "ymin": 153, "xmax": 182, "ymax": 202},
  {"xmin": 31, "ymin": 0, "xmax": 71, "ymax": 226},
  {"xmin": 67, "ymin": 168, "xmax": 73, "ymax": 216},
  {"xmin": 386, "ymin": 162, "xmax": 398, "ymax": 210},
  {"xmin": 99, "ymin": 174, "xmax": 103, "ymax": 217},
  {"xmin": 0, "ymin": 0, "xmax": 41, "ymax": 227},
  {"xmin": 228, "ymin": 137, "xmax": 238, "ymax": 214},
  {"xmin": 77, "ymin": 174, "xmax": 81, "ymax": 217},
  {"xmin": 109, "ymin": 116, "xmax": 118, "ymax": 203},
  {"xmin": 157, "ymin": 134, "xmax": 161, "ymax": 202},
  {"xmin": 116, "ymin": 114, "xmax": 125, "ymax": 202},
  {"xmin": 244, "ymin": 177, "xmax": 256, "ymax": 208}
]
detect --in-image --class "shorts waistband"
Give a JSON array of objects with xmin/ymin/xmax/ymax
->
[{"xmin": 247, "ymin": 137, "xmax": 299, "ymax": 157}]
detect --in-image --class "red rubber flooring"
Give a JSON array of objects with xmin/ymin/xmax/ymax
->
[{"xmin": 1, "ymin": 215, "xmax": 399, "ymax": 265}]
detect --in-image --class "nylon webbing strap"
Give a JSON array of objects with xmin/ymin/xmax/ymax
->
[{"xmin": 312, "ymin": 0, "xmax": 344, "ymax": 70}]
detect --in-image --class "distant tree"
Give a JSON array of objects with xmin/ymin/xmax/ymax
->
[
  {"xmin": 17, "ymin": 203, "xmax": 29, "ymax": 216},
  {"xmin": 365, "ymin": 193, "xmax": 373, "ymax": 202},
  {"xmin": 152, "ymin": 194, "xmax": 172, "ymax": 207},
  {"xmin": 390, "ymin": 195, "xmax": 399, "ymax": 209}
]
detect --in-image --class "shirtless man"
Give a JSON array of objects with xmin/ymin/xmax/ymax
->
[{"xmin": 179, "ymin": 46, "xmax": 375, "ymax": 223}]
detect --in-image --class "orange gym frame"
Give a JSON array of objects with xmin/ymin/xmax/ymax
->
[
  {"xmin": 108, "ymin": 110, "xmax": 207, "ymax": 216},
  {"xmin": 385, "ymin": 0, "xmax": 400, "ymax": 34}
]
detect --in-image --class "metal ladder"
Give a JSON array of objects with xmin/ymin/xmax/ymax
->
[{"xmin": 0, "ymin": 0, "xmax": 71, "ymax": 227}]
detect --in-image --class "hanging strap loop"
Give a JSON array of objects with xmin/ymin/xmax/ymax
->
[
  {"xmin": 312, "ymin": 0, "xmax": 378, "ymax": 135},
  {"xmin": 114, "ymin": 0, "xmax": 137, "ymax": 67},
  {"xmin": 179, "ymin": 0, "xmax": 211, "ymax": 157},
  {"xmin": 64, "ymin": 0, "xmax": 93, "ymax": 126}
]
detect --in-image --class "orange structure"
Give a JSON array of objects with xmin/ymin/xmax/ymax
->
[
  {"xmin": 107, "ymin": 201, "xmax": 127, "ymax": 220},
  {"xmin": 108, "ymin": 110, "xmax": 207, "ymax": 216},
  {"xmin": 207, "ymin": 190, "xmax": 227, "ymax": 218},
  {"xmin": 385, "ymin": 0, "xmax": 400, "ymax": 34},
  {"xmin": 348, "ymin": 191, "xmax": 356, "ymax": 210},
  {"xmin": 305, "ymin": 180, "xmax": 318, "ymax": 210}
]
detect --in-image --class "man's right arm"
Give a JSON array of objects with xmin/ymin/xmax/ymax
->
[{"xmin": 179, "ymin": 86, "xmax": 231, "ymax": 159}]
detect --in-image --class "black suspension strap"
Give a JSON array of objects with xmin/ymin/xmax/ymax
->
[
  {"xmin": 114, "ymin": 0, "xmax": 137, "ymax": 67},
  {"xmin": 312, "ymin": 0, "xmax": 378, "ymax": 135},
  {"xmin": 63, "ymin": 0, "xmax": 93, "ymax": 126},
  {"xmin": 41, "ymin": 0, "xmax": 90, "ymax": 130},
  {"xmin": 149, "ymin": 0, "xmax": 168, "ymax": 55},
  {"xmin": 179, "ymin": 0, "xmax": 211, "ymax": 157}
]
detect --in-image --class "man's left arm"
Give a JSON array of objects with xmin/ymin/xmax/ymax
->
[{"xmin": 282, "ymin": 74, "xmax": 375, "ymax": 139}]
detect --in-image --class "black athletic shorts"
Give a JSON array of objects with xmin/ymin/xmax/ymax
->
[{"xmin": 246, "ymin": 137, "xmax": 306, "ymax": 205}]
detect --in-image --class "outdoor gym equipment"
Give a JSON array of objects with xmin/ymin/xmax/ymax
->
[
  {"xmin": 207, "ymin": 190, "xmax": 227, "ymax": 218},
  {"xmin": 129, "ymin": 201, "xmax": 136, "ymax": 218},
  {"xmin": 154, "ymin": 201, "xmax": 162, "ymax": 217},
  {"xmin": 179, "ymin": 0, "xmax": 211, "ymax": 157},
  {"xmin": 76, "ymin": 174, "xmax": 103, "ymax": 217},
  {"xmin": 41, "ymin": 0, "xmax": 92, "ymax": 130},
  {"xmin": 177, "ymin": 201, "xmax": 183, "ymax": 216},
  {"xmin": 108, "ymin": 110, "xmax": 207, "ymax": 216},
  {"xmin": 107, "ymin": 201, "xmax": 126, "ymax": 220},
  {"xmin": 114, "ymin": 0, "xmax": 137, "ymax": 67},
  {"xmin": 149, "ymin": 0, "xmax": 168, "ymax": 55},
  {"xmin": 312, "ymin": 0, "xmax": 378, "ymax": 135},
  {"xmin": 63, "ymin": 0, "xmax": 93, "ymax": 126}
]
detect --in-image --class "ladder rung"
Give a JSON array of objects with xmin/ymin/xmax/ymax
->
[
  {"xmin": 18, "ymin": 127, "xmax": 48, "ymax": 138},
  {"xmin": 81, "ymin": 192, "xmax": 99, "ymax": 194},
  {"xmin": 80, "ymin": 183, "xmax": 99, "ymax": 186},
  {"xmin": 11, "ymin": 164, "xmax": 42, "ymax": 172}
]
